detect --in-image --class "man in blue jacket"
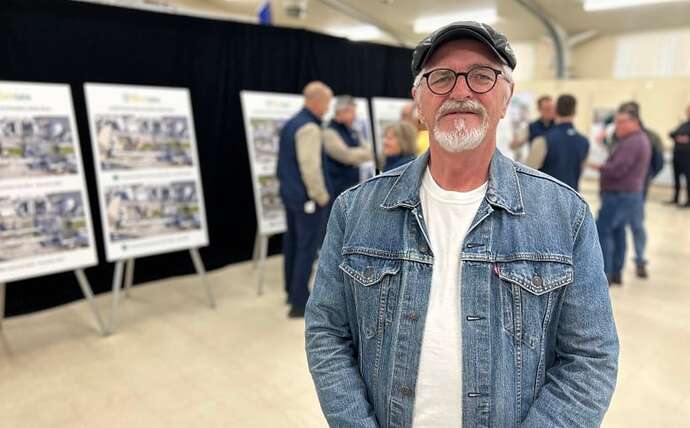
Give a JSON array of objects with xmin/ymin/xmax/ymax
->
[
  {"xmin": 277, "ymin": 81, "xmax": 332, "ymax": 318},
  {"xmin": 525, "ymin": 94, "xmax": 589, "ymax": 191},
  {"xmin": 306, "ymin": 21, "xmax": 618, "ymax": 427}
]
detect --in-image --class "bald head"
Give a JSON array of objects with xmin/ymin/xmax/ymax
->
[
  {"xmin": 303, "ymin": 81, "xmax": 333, "ymax": 119},
  {"xmin": 303, "ymin": 81, "xmax": 332, "ymax": 100}
]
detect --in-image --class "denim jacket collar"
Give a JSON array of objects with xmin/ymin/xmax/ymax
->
[{"xmin": 380, "ymin": 149, "xmax": 525, "ymax": 215}]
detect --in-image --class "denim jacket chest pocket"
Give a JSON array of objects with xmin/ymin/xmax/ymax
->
[
  {"xmin": 496, "ymin": 259, "xmax": 574, "ymax": 351},
  {"xmin": 339, "ymin": 253, "xmax": 401, "ymax": 390}
]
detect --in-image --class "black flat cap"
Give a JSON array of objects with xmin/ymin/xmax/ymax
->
[{"xmin": 411, "ymin": 21, "xmax": 516, "ymax": 77}]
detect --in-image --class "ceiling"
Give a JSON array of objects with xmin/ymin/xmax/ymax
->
[{"xmin": 103, "ymin": 0, "xmax": 690, "ymax": 47}]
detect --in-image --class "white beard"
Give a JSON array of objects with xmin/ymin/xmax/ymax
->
[{"xmin": 432, "ymin": 115, "xmax": 488, "ymax": 153}]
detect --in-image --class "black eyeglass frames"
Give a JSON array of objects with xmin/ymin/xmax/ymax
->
[{"xmin": 421, "ymin": 66, "xmax": 503, "ymax": 95}]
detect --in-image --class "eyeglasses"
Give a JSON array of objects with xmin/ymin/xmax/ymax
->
[{"xmin": 421, "ymin": 66, "xmax": 503, "ymax": 95}]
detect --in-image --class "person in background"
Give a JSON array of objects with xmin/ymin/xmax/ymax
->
[
  {"xmin": 401, "ymin": 102, "xmax": 429, "ymax": 155},
  {"xmin": 591, "ymin": 108, "xmax": 651, "ymax": 286},
  {"xmin": 613, "ymin": 101, "xmax": 665, "ymax": 278},
  {"xmin": 382, "ymin": 121, "xmax": 418, "ymax": 171},
  {"xmin": 528, "ymin": 95, "xmax": 555, "ymax": 144},
  {"xmin": 277, "ymin": 81, "xmax": 332, "ymax": 318},
  {"xmin": 323, "ymin": 95, "xmax": 373, "ymax": 199},
  {"xmin": 615, "ymin": 101, "xmax": 665, "ymax": 199},
  {"xmin": 668, "ymin": 104, "xmax": 690, "ymax": 207},
  {"xmin": 525, "ymin": 94, "xmax": 589, "ymax": 191}
]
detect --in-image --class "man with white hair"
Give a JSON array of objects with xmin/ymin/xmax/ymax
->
[
  {"xmin": 277, "ymin": 80, "xmax": 333, "ymax": 318},
  {"xmin": 306, "ymin": 22, "xmax": 618, "ymax": 426},
  {"xmin": 323, "ymin": 95, "xmax": 373, "ymax": 199}
]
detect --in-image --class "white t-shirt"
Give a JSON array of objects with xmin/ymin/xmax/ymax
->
[{"xmin": 412, "ymin": 167, "xmax": 487, "ymax": 428}]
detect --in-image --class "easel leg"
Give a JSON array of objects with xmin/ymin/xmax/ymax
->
[
  {"xmin": 107, "ymin": 261, "xmax": 126, "ymax": 335},
  {"xmin": 252, "ymin": 229, "xmax": 261, "ymax": 270},
  {"xmin": 74, "ymin": 270, "xmax": 107, "ymax": 336},
  {"xmin": 123, "ymin": 258, "xmax": 135, "ymax": 298},
  {"xmin": 190, "ymin": 248, "xmax": 215, "ymax": 309},
  {"xmin": 0, "ymin": 283, "xmax": 5, "ymax": 331},
  {"xmin": 257, "ymin": 235, "xmax": 268, "ymax": 296}
]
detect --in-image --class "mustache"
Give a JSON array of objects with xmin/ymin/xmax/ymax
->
[{"xmin": 435, "ymin": 99, "xmax": 486, "ymax": 121}]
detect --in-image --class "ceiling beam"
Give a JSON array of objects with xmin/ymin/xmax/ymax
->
[
  {"xmin": 315, "ymin": 0, "xmax": 410, "ymax": 47},
  {"xmin": 515, "ymin": 0, "xmax": 568, "ymax": 79}
]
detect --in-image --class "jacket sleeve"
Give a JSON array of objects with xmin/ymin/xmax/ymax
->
[
  {"xmin": 525, "ymin": 136, "xmax": 547, "ymax": 170},
  {"xmin": 323, "ymin": 128, "xmax": 374, "ymax": 165},
  {"xmin": 670, "ymin": 122, "xmax": 690, "ymax": 139},
  {"xmin": 295, "ymin": 123, "xmax": 330, "ymax": 206},
  {"xmin": 305, "ymin": 193, "xmax": 380, "ymax": 428},
  {"xmin": 521, "ymin": 205, "xmax": 619, "ymax": 427}
]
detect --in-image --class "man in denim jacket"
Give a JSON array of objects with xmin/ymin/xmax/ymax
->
[{"xmin": 306, "ymin": 21, "xmax": 618, "ymax": 427}]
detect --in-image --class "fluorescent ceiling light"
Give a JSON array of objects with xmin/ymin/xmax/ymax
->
[
  {"xmin": 583, "ymin": 0, "xmax": 690, "ymax": 11},
  {"xmin": 329, "ymin": 25, "xmax": 383, "ymax": 41},
  {"xmin": 413, "ymin": 8, "xmax": 498, "ymax": 34}
]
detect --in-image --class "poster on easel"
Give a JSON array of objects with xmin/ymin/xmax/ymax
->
[
  {"xmin": 324, "ymin": 97, "xmax": 376, "ymax": 181},
  {"xmin": 0, "ymin": 81, "xmax": 98, "ymax": 283},
  {"xmin": 585, "ymin": 107, "xmax": 617, "ymax": 179},
  {"xmin": 498, "ymin": 91, "xmax": 535, "ymax": 162},
  {"xmin": 240, "ymin": 91, "xmax": 304, "ymax": 236},
  {"xmin": 371, "ymin": 97, "xmax": 413, "ymax": 166},
  {"xmin": 84, "ymin": 83, "xmax": 209, "ymax": 262}
]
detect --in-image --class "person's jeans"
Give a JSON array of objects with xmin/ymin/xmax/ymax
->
[
  {"xmin": 597, "ymin": 191, "xmax": 644, "ymax": 275},
  {"xmin": 613, "ymin": 194, "xmax": 647, "ymax": 267},
  {"xmin": 672, "ymin": 151, "xmax": 690, "ymax": 203},
  {"xmin": 283, "ymin": 203, "xmax": 326, "ymax": 309}
]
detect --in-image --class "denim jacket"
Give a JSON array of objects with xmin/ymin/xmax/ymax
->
[{"xmin": 305, "ymin": 150, "xmax": 619, "ymax": 428}]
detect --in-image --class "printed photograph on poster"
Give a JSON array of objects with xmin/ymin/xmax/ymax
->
[
  {"xmin": 0, "ymin": 115, "xmax": 78, "ymax": 178},
  {"xmin": 105, "ymin": 181, "xmax": 202, "ymax": 242},
  {"xmin": 258, "ymin": 175, "xmax": 283, "ymax": 223},
  {"xmin": 248, "ymin": 117, "xmax": 287, "ymax": 174},
  {"xmin": 94, "ymin": 115, "xmax": 193, "ymax": 171},
  {"xmin": 0, "ymin": 192, "xmax": 89, "ymax": 262}
]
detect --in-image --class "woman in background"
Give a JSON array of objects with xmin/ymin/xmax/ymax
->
[{"xmin": 383, "ymin": 121, "xmax": 418, "ymax": 171}]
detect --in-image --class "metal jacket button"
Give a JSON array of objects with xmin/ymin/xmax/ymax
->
[
  {"xmin": 401, "ymin": 386, "xmax": 414, "ymax": 397},
  {"xmin": 532, "ymin": 275, "xmax": 543, "ymax": 288},
  {"xmin": 419, "ymin": 243, "xmax": 429, "ymax": 253}
]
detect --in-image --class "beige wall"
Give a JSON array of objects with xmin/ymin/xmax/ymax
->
[
  {"xmin": 571, "ymin": 36, "xmax": 618, "ymax": 79},
  {"xmin": 530, "ymin": 26, "xmax": 690, "ymax": 80},
  {"xmin": 514, "ymin": 78, "xmax": 690, "ymax": 149}
]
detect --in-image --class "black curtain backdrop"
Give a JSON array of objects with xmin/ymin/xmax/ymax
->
[{"xmin": 0, "ymin": 0, "xmax": 413, "ymax": 316}]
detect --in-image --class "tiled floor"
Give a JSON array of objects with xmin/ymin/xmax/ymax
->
[{"xmin": 1, "ymin": 180, "xmax": 688, "ymax": 427}]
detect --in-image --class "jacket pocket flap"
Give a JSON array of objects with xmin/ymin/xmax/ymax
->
[
  {"xmin": 339, "ymin": 255, "xmax": 400, "ymax": 287},
  {"xmin": 498, "ymin": 260, "xmax": 573, "ymax": 295}
]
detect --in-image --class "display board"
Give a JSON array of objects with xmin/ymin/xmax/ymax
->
[
  {"xmin": 324, "ymin": 97, "xmax": 376, "ymax": 181},
  {"xmin": 371, "ymin": 97, "xmax": 413, "ymax": 165},
  {"xmin": 0, "ymin": 81, "xmax": 98, "ymax": 283},
  {"xmin": 497, "ymin": 92, "xmax": 535, "ymax": 162},
  {"xmin": 584, "ymin": 107, "xmax": 617, "ymax": 179},
  {"xmin": 84, "ymin": 84, "xmax": 209, "ymax": 262},
  {"xmin": 239, "ymin": 91, "xmax": 303, "ymax": 236}
]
